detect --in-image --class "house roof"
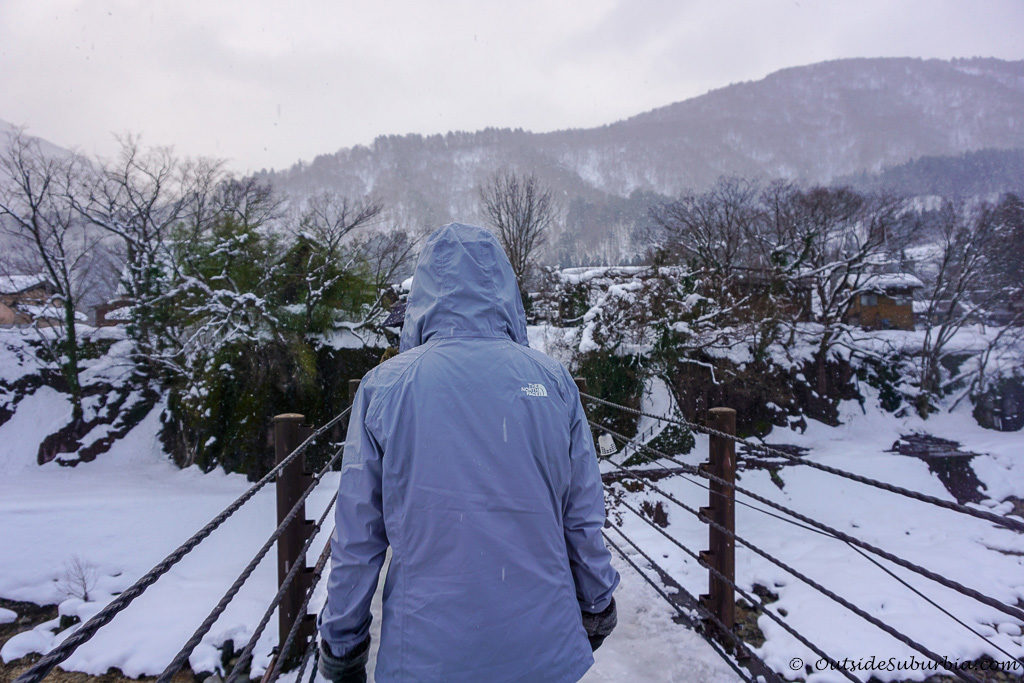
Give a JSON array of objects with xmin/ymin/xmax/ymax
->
[
  {"xmin": 863, "ymin": 273, "xmax": 924, "ymax": 291},
  {"xmin": 0, "ymin": 274, "xmax": 52, "ymax": 295},
  {"xmin": 16, "ymin": 303, "xmax": 87, "ymax": 322}
]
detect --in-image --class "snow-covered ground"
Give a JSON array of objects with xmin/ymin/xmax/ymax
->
[
  {"xmin": 1, "ymin": 325, "xmax": 1022, "ymax": 682},
  {"xmin": 601, "ymin": 392, "xmax": 1024, "ymax": 682},
  {"xmin": 0, "ymin": 385, "xmax": 738, "ymax": 681}
]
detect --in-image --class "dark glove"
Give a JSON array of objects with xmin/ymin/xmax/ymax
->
[
  {"xmin": 581, "ymin": 597, "xmax": 617, "ymax": 651},
  {"xmin": 318, "ymin": 635, "xmax": 370, "ymax": 683}
]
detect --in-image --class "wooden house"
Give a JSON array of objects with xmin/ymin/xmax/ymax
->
[
  {"xmin": 846, "ymin": 273, "xmax": 924, "ymax": 330},
  {"xmin": 92, "ymin": 299, "xmax": 133, "ymax": 327},
  {"xmin": 0, "ymin": 275, "xmax": 64, "ymax": 327}
]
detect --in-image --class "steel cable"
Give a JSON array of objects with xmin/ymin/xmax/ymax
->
[
  {"xmin": 600, "ymin": 451, "xmax": 980, "ymax": 683},
  {"xmin": 225, "ymin": 517, "xmax": 336, "ymax": 681},
  {"xmin": 604, "ymin": 427, "xmax": 1024, "ymax": 665},
  {"xmin": 14, "ymin": 406, "xmax": 353, "ymax": 683},
  {"xmin": 608, "ymin": 499, "xmax": 858, "ymax": 682},
  {"xmin": 581, "ymin": 392, "xmax": 1024, "ymax": 534},
  {"xmin": 291, "ymin": 636, "xmax": 317, "ymax": 683},
  {"xmin": 157, "ymin": 444, "xmax": 344, "ymax": 683},
  {"xmin": 266, "ymin": 535, "xmax": 334, "ymax": 682},
  {"xmin": 592, "ymin": 419, "xmax": 1024, "ymax": 625},
  {"xmin": 600, "ymin": 531, "xmax": 757, "ymax": 683}
]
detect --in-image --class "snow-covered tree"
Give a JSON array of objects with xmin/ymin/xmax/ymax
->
[{"xmin": 0, "ymin": 130, "xmax": 104, "ymax": 422}]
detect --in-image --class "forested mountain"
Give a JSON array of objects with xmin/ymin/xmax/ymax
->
[{"xmin": 259, "ymin": 57, "xmax": 1024, "ymax": 261}]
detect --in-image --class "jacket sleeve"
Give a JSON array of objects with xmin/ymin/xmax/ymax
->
[
  {"xmin": 317, "ymin": 378, "xmax": 389, "ymax": 656},
  {"xmin": 562, "ymin": 374, "xmax": 621, "ymax": 613}
]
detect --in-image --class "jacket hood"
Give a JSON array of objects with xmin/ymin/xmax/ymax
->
[{"xmin": 399, "ymin": 223, "xmax": 529, "ymax": 352}]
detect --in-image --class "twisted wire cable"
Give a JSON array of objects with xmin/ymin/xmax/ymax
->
[
  {"xmin": 290, "ymin": 631, "xmax": 317, "ymax": 683},
  {"xmin": 225, "ymin": 516, "xmax": 336, "ymax": 680},
  {"xmin": 157, "ymin": 445, "xmax": 344, "ymax": 682},
  {"xmin": 581, "ymin": 392, "xmax": 1024, "ymax": 534},
  {"xmin": 600, "ymin": 531, "xmax": 758, "ymax": 683},
  {"xmin": 266, "ymin": 535, "xmax": 334, "ymax": 681},
  {"xmin": 604, "ymin": 428, "xmax": 1024, "ymax": 665},
  {"xmin": 14, "ymin": 406, "xmax": 352, "ymax": 683},
  {"xmin": 600, "ymin": 451, "xmax": 980, "ymax": 683},
  {"xmin": 608, "ymin": 500, "xmax": 859, "ymax": 682},
  {"xmin": 593, "ymin": 419, "xmax": 1024, "ymax": 624}
]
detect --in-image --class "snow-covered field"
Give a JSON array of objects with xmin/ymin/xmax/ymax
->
[
  {"xmin": 1, "ymin": 325, "xmax": 1022, "ymax": 682},
  {"xmin": 602, "ymin": 391, "xmax": 1024, "ymax": 682}
]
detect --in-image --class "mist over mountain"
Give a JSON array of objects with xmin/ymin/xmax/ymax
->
[{"xmin": 258, "ymin": 57, "xmax": 1024, "ymax": 263}]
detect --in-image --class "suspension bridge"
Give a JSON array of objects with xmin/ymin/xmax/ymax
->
[{"xmin": 12, "ymin": 379, "xmax": 1024, "ymax": 683}]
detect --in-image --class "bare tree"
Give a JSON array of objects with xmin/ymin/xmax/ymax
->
[
  {"xmin": 350, "ymin": 226, "xmax": 418, "ymax": 328},
  {"xmin": 0, "ymin": 130, "xmax": 105, "ymax": 422},
  {"xmin": 479, "ymin": 169, "xmax": 555, "ymax": 289},
  {"xmin": 57, "ymin": 556, "xmax": 98, "ymax": 602},
  {"xmin": 916, "ymin": 201, "xmax": 1000, "ymax": 414},
  {"xmin": 650, "ymin": 177, "xmax": 763, "ymax": 283},
  {"xmin": 70, "ymin": 136, "xmax": 191, "ymax": 376},
  {"xmin": 783, "ymin": 187, "xmax": 903, "ymax": 394}
]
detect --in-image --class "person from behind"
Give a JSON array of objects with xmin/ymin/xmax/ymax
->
[{"xmin": 317, "ymin": 222, "xmax": 620, "ymax": 682}]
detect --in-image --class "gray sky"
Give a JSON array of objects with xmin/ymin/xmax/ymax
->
[{"xmin": 2, "ymin": 0, "xmax": 1022, "ymax": 173}]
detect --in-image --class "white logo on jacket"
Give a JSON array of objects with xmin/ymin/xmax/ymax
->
[{"xmin": 520, "ymin": 383, "xmax": 548, "ymax": 397}]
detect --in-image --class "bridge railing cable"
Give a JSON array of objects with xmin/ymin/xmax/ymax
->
[
  {"xmin": 601, "ymin": 428, "xmax": 1024, "ymax": 665},
  {"xmin": 600, "ymin": 530, "xmax": 759, "ymax": 683},
  {"xmin": 13, "ymin": 405, "xmax": 352, "ymax": 683},
  {"xmin": 580, "ymin": 392, "xmax": 1024, "ymax": 534},
  {"xmin": 607, "ymin": 503, "xmax": 860, "ymax": 683},
  {"xmin": 225, "ymin": 516, "xmax": 337, "ymax": 681},
  {"xmin": 594, "ymin": 430, "xmax": 981, "ymax": 683},
  {"xmin": 592, "ymin": 419, "xmax": 1024, "ymax": 624},
  {"xmin": 291, "ymin": 636, "xmax": 319, "ymax": 683},
  {"xmin": 266, "ymin": 532, "xmax": 335, "ymax": 682},
  {"xmin": 157, "ymin": 442, "xmax": 345, "ymax": 682}
]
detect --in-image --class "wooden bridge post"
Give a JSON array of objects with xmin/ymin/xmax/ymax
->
[
  {"xmin": 573, "ymin": 377, "xmax": 587, "ymax": 395},
  {"xmin": 699, "ymin": 407, "xmax": 736, "ymax": 640},
  {"xmin": 273, "ymin": 413, "xmax": 314, "ymax": 668}
]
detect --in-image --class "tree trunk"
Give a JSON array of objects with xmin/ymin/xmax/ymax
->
[{"xmin": 63, "ymin": 298, "xmax": 84, "ymax": 423}]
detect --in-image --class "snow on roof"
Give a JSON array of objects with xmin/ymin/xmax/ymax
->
[
  {"xmin": 16, "ymin": 303, "xmax": 87, "ymax": 322},
  {"xmin": 863, "ymin": 272, "xmax": 924, "ymax": 291},
  {"xmin": 105, "ymin": 306, "xmax": 133, "ymax": 321},
  {"xmin": 0, "ymin": 275, "xmax": 51, "ymax": 294}
]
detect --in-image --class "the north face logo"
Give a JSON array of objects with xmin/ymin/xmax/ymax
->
[{"xmin": 520, "ymin": 383, "xmax": 548, "ymax": 397}]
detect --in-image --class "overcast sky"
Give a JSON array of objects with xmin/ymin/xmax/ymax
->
[{"xmin": 2, "ymin": 0, "xmax": 1022, "ymax": 173}]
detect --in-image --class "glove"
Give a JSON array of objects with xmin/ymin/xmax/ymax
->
[
  {"xmin": 317, "ymin": 635, "xmax": 370, "ymax": 683},
  {"xmin": 581, "ymin": 597, "xmax": 617, "ymax": 651}
]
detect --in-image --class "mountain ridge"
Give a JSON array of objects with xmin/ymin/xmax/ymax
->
[{"xmin": 260, "ymin": 57, "xmax": 1024, "ymax": 260}]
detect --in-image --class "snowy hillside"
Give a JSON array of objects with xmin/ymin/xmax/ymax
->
[{"xmin": 261, "ymin": 57, "xmax": 1024, "ymax": 258}]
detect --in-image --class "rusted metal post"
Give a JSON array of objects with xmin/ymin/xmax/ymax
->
[
  {"xmin": 273, "ymin": 413, "xmax": 313, "ymax": 667},
  {"xmin": 699, "ymin": 407, "xmax": 736, "ymax": 639}
]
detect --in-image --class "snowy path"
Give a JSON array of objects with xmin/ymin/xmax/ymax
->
[{"xmin": 580, "ymin": 550, "xmax": 740, "ymax": 682}]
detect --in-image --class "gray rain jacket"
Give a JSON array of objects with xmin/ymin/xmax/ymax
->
[{"xmin": 318, "ymin": 222, "xmax": 620, "ymax": 682}]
